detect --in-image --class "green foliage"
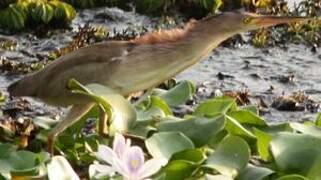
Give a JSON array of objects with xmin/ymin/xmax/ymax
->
[
  {"xmin": 0, "ymin": 0, "xmax": 76, "ymax": 31},
  {"xmin": 4, "ymin": 79, "xmax": 321, "ymax": 179}
]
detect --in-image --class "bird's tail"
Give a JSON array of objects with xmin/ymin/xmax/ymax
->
[{"xmin": 8, "ymin": 75, "xmax": 38, "ymax": 97}]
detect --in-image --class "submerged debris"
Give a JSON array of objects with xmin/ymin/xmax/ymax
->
[
  {"xmin": 272, "ymin": 91, "xmax": 320, "ymax": 112},
  {"xmin": 224, "ymin": 90, "xmax": 251, "ymax": 106}
]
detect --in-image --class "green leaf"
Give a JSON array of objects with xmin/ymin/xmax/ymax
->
[
  {"xmin": 270, "ymin": 133, "xmax": 321, "ymax": 178},
  {"xmin": 290, "ymin": 122, "xmax": 321, "ymax": 138},
  {"xmin": 194, "ymin": 97, "xmax": 237, "ymax": 117},
  {"xmin": 276, "ymin": 174, "xmax": 309, "ymax": 180},
  {"xmin": 254, "ymin": 128, "xmax": 273, "ymax": 161},
  {"xmin": 171, "ymin": 149, "xmax": 206, "ymax": 164},
  {"xmin": 315, "ymin": 114, "xmax": 321, "ymax": 127},
  {"xmin": 236, "ymin": 164, "xmax": 274, "ymax": 180},
  {"xmin": 145, "ymin": 132, "xmax": 194, "ymax": 161},
  {"xmin": 156, "ymin": 80, "xmax": 196, "ymax": 107},
  {"xmin": 225, "ymin": 115, "xmax": 256, "ymax": 140},
  {"xmin": 227, "ymin": 110, "xmax": 267, "ymax": 127},
  {"xmin": 206, "ymin": 136, "xmax": 250, "ymax": 178},
  {"xmin": 158, "ymin": 114, "xmax": 225, "ymax": 147},
  {"xmin": 163, "ymin": 160, "xmax": 197, "ymax": 180},
  {"xmin": 69, "ymin": 80, "xmax": 137, "ymax": 134}
]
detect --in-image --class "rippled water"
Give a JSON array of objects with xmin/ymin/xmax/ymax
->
[{"xmin": 1, "ymin": 6, "xmax": 320, "ymax": 122}]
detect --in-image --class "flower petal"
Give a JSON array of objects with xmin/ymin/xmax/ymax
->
[
  {"xmin": 137, "ymin": 158, "xmax": 166, "ymax": 179},
  {"xmin": 89, "ymin": 163, "xmax": 115, "ymax": 178},
  {"xmin": 96, "ymin": 145, "xmax": 117, "ymax": 165},
  {"xmin": 113, "ymin": 133, "xmax": 127, "ymax": 158},
  {"xmin": 112, "ymin": 155, "xmax": 130, "ymax": 179},
  {"xmin": 124, "ymin": 146, "xmax": 145, "ymax": 175}
]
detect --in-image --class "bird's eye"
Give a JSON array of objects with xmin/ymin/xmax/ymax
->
[{"xmin": 243, "ymin": 17, "xmax": 253, "ymax": 24}]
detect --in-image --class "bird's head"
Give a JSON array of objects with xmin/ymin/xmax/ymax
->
[{"xmin": 208, "ymin": 11, "xmax": 312, "ymax": 35}]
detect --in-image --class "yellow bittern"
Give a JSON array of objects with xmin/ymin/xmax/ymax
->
[{"xmin": 7, "ymin": 11, "xmax": 310, "ymax": 154}]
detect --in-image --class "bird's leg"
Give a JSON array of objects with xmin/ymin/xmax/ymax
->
[
  {"xmin": 48, "ymin": 103, "xmax": 94, "ymax": 155},
  {"xmin": 98, "ymin": 105, "xmax": 109, "ymax": 137}
]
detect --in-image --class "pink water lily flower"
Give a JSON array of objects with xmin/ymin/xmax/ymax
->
[{"xmin": 89, "ymin": 133, "xmax": 167, "ymax": 180}]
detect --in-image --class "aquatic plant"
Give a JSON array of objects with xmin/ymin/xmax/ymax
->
[
  {"xmin": 2, "ymin": 79, "xmax": 321, "ymax": 179},
  {"xmin": 0, "ymin": 0, "xmax": 76, "ymax": 31},
  {"xmin": 90, "ymin": 133, "xmax": 166, "ymax": 179}
]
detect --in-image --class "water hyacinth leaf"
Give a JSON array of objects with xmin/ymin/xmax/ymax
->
[
  {"xmin": 227, "ymin": 110, "xmax": 267, "ymax": 126},
  {"xmin": 194, "ymin": 97, "xmax": 237, "ymax": 117},
  {"xmin": 163, "ymin": 160, "xmax": 197, "ymax": 180},
  {"xmin": 236, "ymin": 164, "xmax": 274, "ymax": 180},
  {"xmin": 9, "ymin": 151, "xmax": 49, "ymax": 177},
  {"xmin": 158, "ymin": 115, "xmax": 225, "ymax": 147},
  {"xmin": 254, "ymin": 128, "xmax": 273, "ymax": 161},
  {"xmin": 50, "ymin": 1, "xmax": 76, "ymax": 22},
  {"xmin": 241, "ymin": 105, "xmax": 259, "ymax": 114},
  {"xmin": 171, "ymin": 149, "xmax": 206, "ymax": 164},
  {"xmin": 290, "ymin": 122, "xmax": 321, "ymax": 138},
  {"xmin": 47, "ymin": 156, "xmax": 79, "ymax": 180},
  {"xmin": 0, "ymin": 143, "xmax": 17, "ymax": 176},
  {"xmin": 31, "ymin": 2, "xmax": 54, "ymax": 24},
  {"xmin": 145, "ymin": 132, "xmax": 194, "ymax": 161},
  {"xmin": 206, "ymin": 136, "xmax": 250, "ymax": 178},
  {"xmin": 137, "ymin": 96, "xmax": 172, "ymax": 122},
  {"xmin": 315, "ymin": 114, "xmax": 321, "ymax": 127},
  {"xmin": 276, "ymin": 174, "xmax": 309, "ymax": 180},
  {"xmin": 258, "ymin": 123, "xmax": 291, "ymax": 134},
  {"xmin": 68, "ymin": 79, "xmax": 136, "ymax": 134},
  {"xmin": 155, "ymin": 80, "xmax": 196, "ymax": 107},
  {"xmin": 270, "ymin": 133, "xmax": 321, "ymax": 178},
  {"xmin": 225, "ymin": 115, "xmax": 256, "ymax": 140}
]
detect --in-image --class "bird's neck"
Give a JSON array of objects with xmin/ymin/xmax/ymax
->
[{"xmin": 163, "ymin": 20, "xmax": 233, "ymax": 73}]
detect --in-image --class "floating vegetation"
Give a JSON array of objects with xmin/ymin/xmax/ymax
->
[
  {"xmin": 272, "ymin": 91, "xmax": 320, "ymax": 112},
  {"xmin": 51, "ymin": 24, "xmax": 108, "ymax": 58},
  {"xmin": 0, "ymin": 56, "xmax": 46, "ymax": 74},
  {"xmin": 0, "ymin": 0, "xmax": 76, "ymax": 31},
  {"xmin": 1, "ymin": 80, "xmax": 321, "ymax": 179}
]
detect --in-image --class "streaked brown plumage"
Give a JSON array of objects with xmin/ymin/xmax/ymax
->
[{"xmin": 7, "ymin": 11, "xmax": 311, "ymax": 154}]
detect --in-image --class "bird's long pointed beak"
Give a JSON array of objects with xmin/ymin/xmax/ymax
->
[{"xmin": 253, "ymin": 15, "xmax": 313, "ymax": 27}]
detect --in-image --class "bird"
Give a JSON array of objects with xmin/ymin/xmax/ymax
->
[{"xmin": 7, "ymin": 11, "xmax": 310, "ymax": 154}]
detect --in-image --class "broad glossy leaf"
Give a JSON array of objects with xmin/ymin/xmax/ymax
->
[
  {"xmin": 290, "ymin": 122, "xmax": 321, "ymax": 138},
  {"xmin": 225, "ymin": 115, "xmax": 256, "ymax": 140},
  {"xmin": 137, "ymin": 96, "xmax": 172, "ymax": 123},
  {"xmin": 241, "ymin": 105, "xmax": 259, "ymax": 114},
  {"xmin": 158, "ymin": 114, "xmax": 225, "ymax": 147},
  {"xmin": 237, "ymin": 164, "xmax": 274, "ymax": 180},
  {"xmin": 276, "ymin": 174, "xmax": 309, "ymax": 180},
  {"xmin": 145, "ymin": 132, "xmax": 194, "ymax": 161},
  {"xmin": 257, "ymin": 123, "xmax": 291, "ymax": 134},
  {"xmin": 227, "ymin": 110, "xmax": 267, "ymax": 126},
  {"xmin": 0, "ymin": 143, "xmax": 17, "ymax": 177},
  {"xmin": 156, "ymin": 80, "xmax": 196, "ymax": 107},
  {"xmin": 271, "ymin": 133, "xmax": 321, "ymax": 178},
  {"xmin": 194, "ymin": 97, "xmax": 237, "ymax": 117},
  {"xmin": 163, "ymin": 160, "xmax": 197, "ymax": 180},
  {"xmin": 69, "ymin": 80, "xmax": 137, "ymax": 134},
  {"xmin": 206, "ymin": 136, "xmax": 250, "ymax": 178},
  {"xmin": 254, "ymin": 128, "xmax": 273, "ymax": 161},
  {"xmin": 171, "ymin": 149, "xmax": 206, "ymax": 164},
  {"xmin": 47, "ymin": 156, "xmax": 79, "ymax": 180}
]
